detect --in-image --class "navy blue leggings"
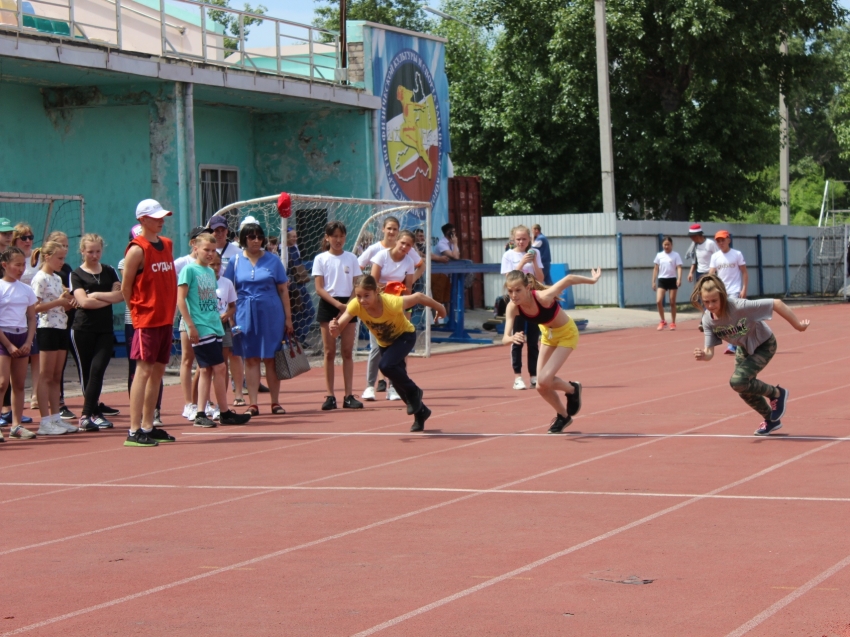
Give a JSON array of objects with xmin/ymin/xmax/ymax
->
[{"xmin": 377, "ymin": 332, "xmax": 418, "ymax": 405}]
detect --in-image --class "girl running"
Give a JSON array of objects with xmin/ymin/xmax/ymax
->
[
  {"xmin": 70, "ymin": 234, "xmax": 124, "ymax": 432},
  {"xmin": 31, "ymin": 241, "xmax": 77, "ymax": 435},
  {"xmin": 312, "ymin": 221, "xmax": 363, "ymax": 411},
  {"xmin": 501, "ymin": 225, "xmax": 545, "ymax": 391},
  {"xmin": 0, "ymin": 247, "xmax": 38, "ymax": 441},
  {"xmin": 330, "ymin": 275, "xmax": 446, "ymax": 432},
  {"xmin": 692, "ymin": 274, "xmax": 809, "ymax": 436},
  {"xmin": 652, "ymin": 236, "xmax": 683, "ymax": 330},
  {"xmin": 501, "ymin": 267, "xmax": 602, "ymax": 434}
]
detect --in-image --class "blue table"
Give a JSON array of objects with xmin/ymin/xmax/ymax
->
[{"xmin": 430, "ymin": 261, "xmax": 502, "ymax": 344}]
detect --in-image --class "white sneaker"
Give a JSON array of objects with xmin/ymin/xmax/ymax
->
[
  {"xmin": 361, "ymin": 386, "xmax": 377, "ymax": 401},
  {"xmin": 183, "ymin": 403, "xmax": 198, "ymax": 420},
  {"xmin": 212, "ymin": 406, "xmax": 220, "ymax": 421},
  {"xmin": 513, "ymin": 377, "xmax": 527, "ymax": 390},
  {"xmin": 205, "ymin": 401, "xmax": 215, "ymax": 418},
  {"xmin": 387, "ymin": 386, "xmax": 401, "ymax": 401},
  {"xmin": 36, "ymin": 418, "xmax": 65, "ymax": 436},
  {"xmin": 57, "ymin": 415, "xmax": 79, "ymax": 433},
  {"xmin": 530, "ymin": 376, "xmax": 538, "ymax": 388}
]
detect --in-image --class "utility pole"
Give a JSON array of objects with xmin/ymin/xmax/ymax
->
[
  {"xmin": 595, "ymin": 0, "xmax": 616, "ymax": 214},
  {"xmin": 340, "ymin": 0, "xmax": 347, "ymax": 69},
  {"xmin": 779, "ymin": 37, "xmax": 790, "ymax": 225}
]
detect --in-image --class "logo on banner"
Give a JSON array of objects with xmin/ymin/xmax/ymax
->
[{"xmin": 380, "ymin": 49, "xmax": 442, "ymax": 206}]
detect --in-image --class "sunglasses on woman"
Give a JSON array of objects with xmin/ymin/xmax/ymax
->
[
  {"xmin": 19, "ymin": 235, "xmax": 34, "ymax": 241},
  {"xmin": 246, "ymin": 234, "xmax": 265, "ymax": 241}
]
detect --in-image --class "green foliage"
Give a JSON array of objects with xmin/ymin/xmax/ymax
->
[
  {"xmin": 206, "ymin": 0, "xmax": 267, "ymax": 53},
  {"xmin": 313, "ymin": 0, "xmax": 432, "ymax": 32}
]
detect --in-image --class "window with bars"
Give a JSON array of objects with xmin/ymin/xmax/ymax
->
[{"xmin": 200, "ymin": 166, "xmax": 239, "ymax": 225}]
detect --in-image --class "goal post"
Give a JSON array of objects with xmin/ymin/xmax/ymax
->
[
  {"xmin": 214, "ymin": 193, "xmax": 433, "ymax": 358},
  {"xmin": 0, "ymin": 192, "xmax": 85, "ymax": 244}
]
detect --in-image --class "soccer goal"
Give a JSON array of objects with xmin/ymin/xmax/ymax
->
[
  {"xmin": 213, "ymin": 193, "xmax": 433, "ymax": 358},
  {"xmin": 0, "ymin": 192, "xmax": 85, "ymax": 244}
]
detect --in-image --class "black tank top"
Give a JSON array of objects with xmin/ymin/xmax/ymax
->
[{"xmin": 517, "ymin": 290, "xmax": 560, "ymax": 326}]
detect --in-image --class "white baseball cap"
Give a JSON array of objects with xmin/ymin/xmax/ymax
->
[{"xmin": 135, "ymin": 199, "xmax": 173, "ymax": 219}]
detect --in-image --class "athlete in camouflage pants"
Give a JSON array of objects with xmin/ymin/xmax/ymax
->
[{"xmin": 729, "ymin": 334, "xmax": 777, "ymax": 420}]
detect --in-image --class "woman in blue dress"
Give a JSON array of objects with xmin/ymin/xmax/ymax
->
[
  {"xmin": 285, "ymin": 227, "xmax": 315, "ymax": 345},
  {"xmin": 223, "ymin": 221, "xmax": 293, "ymax": 416}
]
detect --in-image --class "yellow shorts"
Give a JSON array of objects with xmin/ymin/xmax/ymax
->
[{"xmin": 540, "ymin": 316, "xmax": 579, "ymax": 349}]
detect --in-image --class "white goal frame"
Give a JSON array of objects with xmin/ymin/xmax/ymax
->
[{"xmin": 0, "ymin": 191, "xmax": 86, "ymax": 242}]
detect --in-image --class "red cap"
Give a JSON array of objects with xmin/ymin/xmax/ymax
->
[
  {"xmin": 688, "ymin": 224, "xmax": 704, "ymax": 235},
  {"xmin": 277, "ymin": 192, "xmax": 292, "ymax": 218}
]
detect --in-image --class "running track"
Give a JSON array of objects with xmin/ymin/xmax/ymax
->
[{"xmin": 2, "ymin": 304, "xmax": 849, "ymax": 636}]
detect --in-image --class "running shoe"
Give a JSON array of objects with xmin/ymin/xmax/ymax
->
[
  {"xmin": 410, "ymin": 405, "xmax": 431, "ymax": 432},
  {"xmin": 530, "ymin": 376, "xmax": 538, "ymax": 388},
  {"xmin": 321, "ymin": 396, "xmax": 337, "ymax": 411},
  {"xmin": 91, "ymin": 415, "xmax": 113, "ymax": 429},
  {"xmin": 59, "ymin": 406, "xmax": 77, "ymax": 420},
  {"xmin": 12, "ymin": 424, "xmax": 38, "ymax": 438},
  {"xmin": 183, "ymin": 403, "xmax": 198, "ymax": 421},
  {"xmin": 547, "ymin": 413, "xmax": 573, "ymax": 434},
  {"xmin": 124, "ymin": 429, "xmax": 158, "ymax": 447},
  {"xmin": 205, "ymin": 401, "xmax": 216, "ymax": 418},
  {"xmin": 343, "ymin": 395, "xmax": 364, "ymax": 410},
  {"xmin": 376, "ymin": 379, "xmax": 387, "ymax": 392},
  {"xmin": 566, "ymin": 381, "xmax": 582, "ymax": 417},
  {"xmin": 38, "ymin": 416, "xmax": 66, "ymax": 436},
  {"xmin": 657, "ymin": 320, "xmax": 667, "ymax": 331},
  {"xmin": 387, "ymin": 386, "xmax": 401, "ymax": 401},
  {"xmin": 406, "ymin": 388, "xmax": 423, "ymax": 416},
  {"xmin": 97, "ymin": 403, "xmax": 120, "ymax": 416},
  {"xmin": 58, "ymin": 418, "xmax": 79, "ymax": 433},
  {"xmin": 1, "ymin": 412, "xmax": 32, "ymax": 424},
  {"xmin": 361, "ymin": 386, "xmax": 376, "ymax": 401},
  {"xmin": 769, "ymin": 386, "xmax": 788, "ymax": 423},
  {"xmin": 754, "ymin": 420, "xmax": 782, "ymax": 436},
  {"xmin": 78, "ymin": 416, "xmax": 100, "ymax": 432},
  {"xmin": 669, "ymin": 323, "xmax": 677, "ymax": 331},
  {"xmin": 147, "ymin": 426, "xmax": 175, "ymax": 442},
  {"xmin": 153, "ymin": 409, "xmax": 163, "ymax": 426},
  {"xmin": 219, "ymin": 410, "xmax": 251, "ymax": 426},
  {"xmin": 194, "ymin": 414, "xmax": 217, "ymax": 428},
  {"xmin": 512, "ymin": 377, "xmax": 527, "ymax": 391}
]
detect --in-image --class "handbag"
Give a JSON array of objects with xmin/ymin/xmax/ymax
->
[{"xmin": 274, "ymin": 337, "xmax": 311, "ymax": 380}]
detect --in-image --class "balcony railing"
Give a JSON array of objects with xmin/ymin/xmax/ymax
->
[{"xmin": 0, "ymin": 0, "xmax": 343, "ymax": 83}]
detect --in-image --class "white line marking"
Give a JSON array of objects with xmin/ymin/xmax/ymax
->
[{"xmin": 724, "ymin": 552, "xmax": 850, "ymax": 637}]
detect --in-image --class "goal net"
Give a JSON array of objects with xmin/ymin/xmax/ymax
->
[
  {"xmin": 213, "ymin": 194, "xmax": 433, "ymax": 360},
  {"xmin": 0, "ymin": 192, "xmax": 85, "ymax": 245},
  {"xmin": 786, "ymin": 224, "xmax": 849, "ymax": 299}
]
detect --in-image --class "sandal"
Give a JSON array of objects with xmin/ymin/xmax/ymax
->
[
  {"xmin": 233, "ymin": 397, "xmax": 246, "ymax": 407},
  {"xmin": 245, "ymin": 404, "xmax": 259, "ymax": 416},
  {"xmin": 271, "ymin": 403, "xmax": 286, "ymax": 415}
]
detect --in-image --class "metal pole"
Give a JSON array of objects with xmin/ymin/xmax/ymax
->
[
  {"xmin": 779, "ymin": 38, "xmax": 790, "ymax": 225},
  {"xmin": 756, "ymin": 234, "xmax": 764, "ymax": 297},
  {"xmin": 159, "ymin": 0, "xmax": 166, "ymax": 56},
  {"xmin": 817, "ymin": 180, "xmax": 829, "ymax": 227},
  {"xmin": 595, "ymin": 0, "xmax": 616, "ymax": 213},
  {"xmin": 200, "ymin": 1, "xmax": 207, "ymax": 62},
  {"xmin": 339, "ymin": 0, "xmax": 347, "ymax": 69},
  {"xmin": 806, "ymin": 236, "xmax": 813, "ymax": 295},
  {"xmin": 275, "ymin": 21, "xmax": 280, "ymax": 75},
  {"xmin": 616, "ymin": 232, "xmax": 625, "ymax": 308},
  {"xmin": 424, "ymin": 204, "xmax": 432, "ymax": 357},
  {"xmin": 115, "ymin": 0, "xmax": 122, "ymax": 48},
  {"xmin": 783, "ymin": 234, "xmax": 790, "ymax": 295},
  {"xmin": 175, "ymin": 82, "xmax": 189, "ymax": 248}
]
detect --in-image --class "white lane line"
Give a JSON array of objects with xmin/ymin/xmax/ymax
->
[
  {"xmin": 2, "ymin": 482, "xmax": 850, "ymax": 504},
  {"xmin": 180, "ymin": 431, "xmax": 850, "ymax": 441},
  {"xmin": 348, "ymin": 438, "xmax": 845, "ymax": 637},
  {"xmin": 724, "ymin": 552, "xmax": 850, "ymax": 637}
]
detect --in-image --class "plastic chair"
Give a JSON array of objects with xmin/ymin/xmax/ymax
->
[{"xmin": 51, "ymin": 19, "xmax": 70, "ymax": 35}]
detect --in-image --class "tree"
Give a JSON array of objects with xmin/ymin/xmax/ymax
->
[
  {"xmin": 313, "ymin": 0, "xmax": 431, "ymax": 33},
  {"xmin": 206, "ymin": 0, "xmax": 267, "ymax": 53}
]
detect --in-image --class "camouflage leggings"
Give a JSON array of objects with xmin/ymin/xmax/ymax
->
[{"xmin": 729, "ymin": 335, "xmax": 777, "ymax": 420}]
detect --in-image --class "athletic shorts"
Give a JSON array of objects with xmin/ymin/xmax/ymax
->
[
  {"xmin": 657, "ymin": 277, "xmax": 678, "ymax": 291},
  {"xmin": 0, "ymin": 329, "xmax": 29, "ymax": 357},
  {"xmin": 316, "ymin": 296, "xmax": 349, "ymax": 323},
  {"xmin": 37, "ymin": 327, "xmax": 69, "ymax": 351},
  {"xmin": 539, "ymin": 317, "xmax": 579, "ymax": 350},
  {"xmin": 192, "ymin": 336, "xmax": 224, "ymax": 368},
  {"xmin": 131, "ymin": 324, "xmax": 173, "ymax": 365}
]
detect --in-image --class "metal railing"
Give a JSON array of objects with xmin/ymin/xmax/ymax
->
[{"xmin": 0, "ymin": 0, "xmax": 342, "ymax": 83}]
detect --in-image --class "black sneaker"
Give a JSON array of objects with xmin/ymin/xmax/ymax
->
[
  {"xmin": 410, "ymin": 405, "xmax": 431, "ymax": 432},
  {"xmin": 91, "ymin": 414, "xmax": 113, "ymax": 429},
  {"xmin": 321, "ymin": 396, "xmax": 337, "ymax": 411},
  {"xmin": 147, "ymin": 426, "xmax": 175, "ymax": 442},
  {"xmin": 754, "ymin": 420, "xmax": 782, "ymax": 436},
  {"xmin": 124, "ymin": 429, "xmax": 158, "ymax": 447},
  {"xmin": 547, "ymin": 414, "xmax": 573, "ymax": 434},
  {"xmin": 78, "ymin": 416, "xmax": 100, "ymax": 432},
  {"xmin": 59, "ymin": 406, "xmax": 77, "ymax": 420},
  {"xmin": 566, "ymin": 382, "xmax": 582, "ymax": 417},
  {"xmin": 769, "ymin": 386, "xmax": 788, "ymax": 423},
  {"xmin": 194, "ymin": 414, "xmax": 217, "ymax": 428},
  {"xmin": 406, "ymin": 388, "xmax": 423, "ymax": 416},
  {"xmin": 376, "ymin": 379, "xmax": 387, "ymax": 392},
  {"xmin": 219, "ymin": 410, "xmax": 251, "ymax": 425},
  {"xmin": 258, "ymin": 383, "xmax": 270, "ymax": 393},
  {"xmin": 343, "ymin": 395, "xmax": 363, "ymax": 409},
  {"xmin": 97, "ymin": 403, "xmax": 120, "ymax": 416}
]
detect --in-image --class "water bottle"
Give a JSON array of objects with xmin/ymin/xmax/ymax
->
[
  {"xmin": 527, "ymin": 248, "xmax": 536, "ymax": 257},
  {"xmin": 232, "ymin": 325, "xmax": 243, "ymax": 336}
]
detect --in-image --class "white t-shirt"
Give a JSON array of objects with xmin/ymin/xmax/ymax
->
[
  {"xmin": 686, "ymin": 238, "xmax": 719, "ymax": 273},
  {"xmin": 22, "ymin": 256, "xmax": 40, "ymax": 287},
  {"xmin": 218, "ymin": 242, "xmax": 241, "ymax": 270},
  {"xmin": 371, "ymin": 248, "xmax": 418, "ymax": 283},
  {"xmin": 435, "ymin": 237, "xmax": 455, "ymax": 257},
  {"xmin": 654, "ymin": 250, "xmax": 683, "ymax": 279},
  {"xmin": 216, "ymin": 275, "xmax": 237, "ymax": 315},
  {"xmin": 31, "ymin": 270, "xmax": 68, "ymax": 329},
  {"xmin": 0, "ymin": 279, "xmax": 37, "ymax": 329},
  {"xmin": 173, "ymin": 254, "xmax": 195, "ymax": 276},
  {"xmin": 358, "ymin": 242, "xmax": 389, "ymax": 269},
  {"xmin": 501, "ymin": 249, "xmax": 543, "ymax": 275},
  {"xmin": 710, "ymin": 248, "xmax": 747, "ymax": 297},
  {"xmin": 312, "ymin": 251, "xmax": 360, "ymax": 297}
]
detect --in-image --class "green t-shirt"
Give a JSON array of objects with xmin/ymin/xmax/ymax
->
[{"xmin": 178, "ymin": 262, "xmax": 224, "ymax": 338}]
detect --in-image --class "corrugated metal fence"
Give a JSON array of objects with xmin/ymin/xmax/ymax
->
[{"xmin": 482, "ymin": 213, "xmax": 826, "ymax": 307}]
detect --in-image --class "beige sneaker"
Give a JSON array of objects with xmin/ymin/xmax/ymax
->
[{"xmin": 10, "ymin": 424, "xmax": 37, "ymax": 439}]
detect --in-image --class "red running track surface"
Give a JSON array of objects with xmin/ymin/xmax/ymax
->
[{"xmin": 1, "ymin": 304, "xmax": 849, "ymax": 636}]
